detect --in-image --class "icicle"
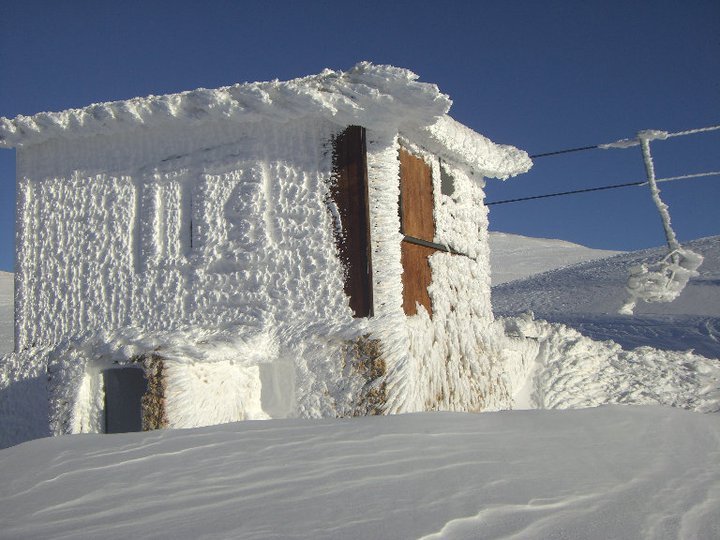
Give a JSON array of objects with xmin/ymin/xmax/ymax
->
[{"xmin": 619, "ymin": 131, "xmax": 703, "ymax": 315}]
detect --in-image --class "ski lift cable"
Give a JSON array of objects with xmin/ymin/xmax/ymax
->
[
  {"xmin": 666, "ymin": 124, "xmax": 720, "ymax": 139},
  {"xmin": 486, "ymin": 170, "xmax": 720, "ymax": 206},
  {"xmin": 530, "ymin": 124, "xmax": 720, "ymax": 159}
]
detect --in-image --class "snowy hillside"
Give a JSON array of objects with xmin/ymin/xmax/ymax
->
[
  {"xmin": 1, "ymin": 407, "xmax": 718, "ymax": 539},
  {"xmin": 493, "ymin": 236, "xmax": 720, "ymax": 357},
  {"xmin": 489, "ymin": 231, "xmax": 621, "ymax": 285},
  {"xmin": 0, "ymin": 272, "xmax": 11, "ymax": 355}
]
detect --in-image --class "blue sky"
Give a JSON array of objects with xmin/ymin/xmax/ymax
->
[{"xmin": 0, "ymin": 0, "xmax": 718, "ymax": 272}]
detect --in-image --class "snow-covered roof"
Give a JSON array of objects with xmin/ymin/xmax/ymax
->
[{"xmin": 0, "ymin": 62, "xmax": 531, "ymax": 179}]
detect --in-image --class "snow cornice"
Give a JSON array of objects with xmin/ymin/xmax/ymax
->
[{"xmin": 0, "ymin": 62, "xmax": 531, "ymax": 179}]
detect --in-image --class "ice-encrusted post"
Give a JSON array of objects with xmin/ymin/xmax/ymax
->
[{"xmin": 638, "ymin": 130, "xmax": 679, "ymax": 253}]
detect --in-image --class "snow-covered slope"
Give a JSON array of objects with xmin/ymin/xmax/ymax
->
[
  {"xmin": 493, "ymin": 236, "xmax": 720, "ymax": 317},
  {"xmin": 1, "ymin": 407, "xmax": 718, "ymax": 540},
  {"xmin": 0, "ymin": 272, "xmax": 12, "ymax": 355},
  {"xmin": 489, "ymin": 231, "xmax": 621, "ymax": 285},
  {"xmin": 494, "ymin": 236, "xmax": 720, "ymax": 358}
]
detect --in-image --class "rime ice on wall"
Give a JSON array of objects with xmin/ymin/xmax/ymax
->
[
  {"xmin": 15, "ymin": 119, "xmax": 351, "ymax": 349},
  {"xmin": 375, "ymin": 143, "xmax": 509, "ymax": 413},
  {"xmin": 1, "ymin": 63, "xmax": 534, "ymax": 439},
  {"xmin": 18, "ymin": 118, "xmax": 373, "ymax": 432}
]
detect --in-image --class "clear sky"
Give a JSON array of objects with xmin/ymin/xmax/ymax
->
[{"xmin": 0, "ymin": 0, "xmax": 718, "ymax": 272}]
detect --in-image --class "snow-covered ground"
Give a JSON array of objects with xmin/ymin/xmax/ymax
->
[
  {"xmin": 489, "ymin": 231, "xmax": 621, "ymax": 285},
  {"xmin": 0, "ymin": 271, "xmax": 11, "ymax": 355},
  {"xmin": 493, "ymin": 235, "xmax": 720, "ymax": 358},
  {"xmin": 1, "ymin": 234, "xmax": 719, "ymax": 538},
  {"xmin": 1, "ymin": 406, "xmax": 719, "ymax": 540}
]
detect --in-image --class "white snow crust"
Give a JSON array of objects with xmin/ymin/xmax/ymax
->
[
  {"xmin": 0, "ymin": 62, "xmax": 531, "ymax": 180},
  {"xmin": 494, "ymin": 236, "xmax": 720, "ymax": 318},
  {"xmin": 493, "ymin": 236, "xmax": 720, "ymax": 356},
  {"xmin": 1, "ymin": 407, "xmax": 718, "ymax": 539},
  {"xmin": 501, "ymin": 313, "xmax": 720, "ymax": 411}
]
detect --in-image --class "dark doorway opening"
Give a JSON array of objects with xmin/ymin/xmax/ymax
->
[{"xmin": 103, "ymin": 368, "xmax": 148, "ymax": 433}]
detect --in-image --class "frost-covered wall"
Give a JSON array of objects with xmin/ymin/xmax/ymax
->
[
  {"xmin": 15, "ymin": 122, "xmax": 515, "ymax": 431},
  {"xmin": 2, "ymin": 63, "xmax": 536, "ymax": 440},
  {"xmin": 366, "ymin": 140, "xmax": 509, "ymax": 413},
  {"xmin": 15, "ymin": 118, "xmax": 353, "ymax": 350}
]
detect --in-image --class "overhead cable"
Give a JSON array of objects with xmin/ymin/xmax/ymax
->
[
  {"xmin": 530, "ymin": 145, "xmax": 599, "ymax": 159},
  {"xmin": 530, "ymin": 124, "xmax": 720, "ymax": 159},
  {"xmin": 486, "ymin": 171, "xmax": 720, "ymax": 206}
]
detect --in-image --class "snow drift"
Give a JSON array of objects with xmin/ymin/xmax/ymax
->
[{"xmin": 1, "ymin": 407, "xmax": 718, "ymax": 539}]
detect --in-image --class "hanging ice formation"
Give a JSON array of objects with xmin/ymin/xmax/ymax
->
[{"xmin": 619, "ymin": 130, "xmax": 703, "ymax": 315}]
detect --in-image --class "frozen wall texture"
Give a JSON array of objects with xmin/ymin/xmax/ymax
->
[
  {"xmin": 1, "ymin": 63, "xmax": 534, "ymax": 441},
  {"xmin": 15, "ymin": 119, "xmax": 352, "ymax": 349},
  {"xmin": 367, "ymin": 141, "xmax": 509, "ymax": 413}
]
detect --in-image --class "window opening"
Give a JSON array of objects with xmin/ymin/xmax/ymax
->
[{"xmin": 440, "ymin": 161, "xmax": 455, "ymax": 197}]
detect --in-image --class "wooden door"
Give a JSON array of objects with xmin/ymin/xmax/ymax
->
[
  {"xmin": 331, "ymin": 126, "xmax": 373, "ymax": 318},
  {"xmin": 399, "ymin": 149, "xmax": 435, "ymax": 317}
]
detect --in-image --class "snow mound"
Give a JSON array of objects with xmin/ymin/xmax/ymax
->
[
  {"xmin": 0, "ymin": 407, "xmax": 718, "ymax": 539},
  {"xmin": 502, "ymin": 313, "xmax": 720, "ymax": 412},
  {"xmin": 492, "ymin": 236, "xmax": 720, "ymax": 411}
]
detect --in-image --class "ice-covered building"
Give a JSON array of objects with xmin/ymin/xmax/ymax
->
[{"xmin": 0, "ymin": 63, "xmax": 531, "ymax": 438}]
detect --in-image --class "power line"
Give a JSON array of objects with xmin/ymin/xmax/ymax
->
[
  {"xmin": 655, "ymin": 170, "xmax": 720, "ymax": 184},
  {"xmin": 530, "ymin": 124, "xmax": 720, "ymax": 159},
  {"xmin": 486, "ymin": 171, "xmax": 720, "ymax": 206},
  {"xmin": 666, "ymin": 124, "xmax": 720, "ymax": 139},
  {"xmin": 530, "ymin": 145, "xmax": 600, "ymax": 159}
]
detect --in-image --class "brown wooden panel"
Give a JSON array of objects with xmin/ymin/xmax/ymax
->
[
  {"xmin": 399, "ymin": 148, "xmax": 435, "ymax": 241},
  {"xmin": 401, "ymin": 241, "xmax": 435, "ymax": 317},
  {"xmin": 331, "ymin": 126, "xmax": 373, "ymax": 318}
]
